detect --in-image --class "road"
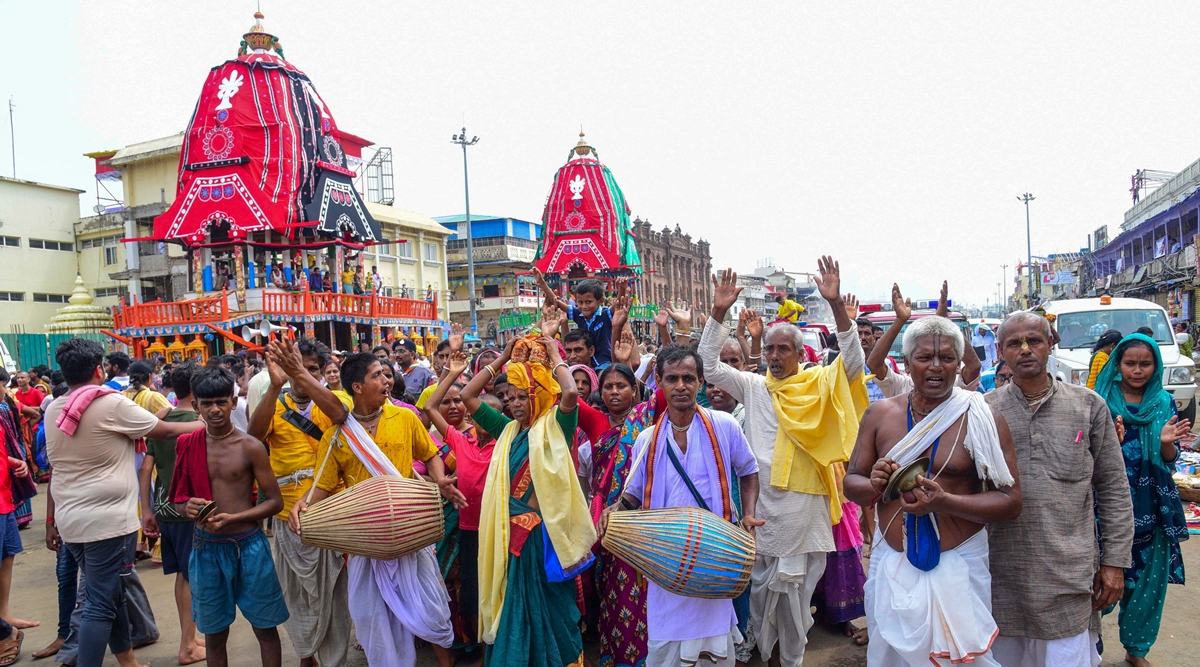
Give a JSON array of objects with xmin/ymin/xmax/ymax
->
[{"xmin": 10, "ymin": 485, "xmax": 1199, "ymax": 666}]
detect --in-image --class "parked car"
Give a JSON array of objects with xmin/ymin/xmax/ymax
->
[
  {"xmin": 1033, "ymin": 296, "xmax": 1196, "ymax": 423},
  {"xmin": 860, "ymin": 306, "xmax": 973, "ymax": 373}
]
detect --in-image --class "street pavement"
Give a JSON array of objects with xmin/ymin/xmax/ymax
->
[{"xmin": 10, "ymin": 484, "xmax": 1200, "ymax": 666}]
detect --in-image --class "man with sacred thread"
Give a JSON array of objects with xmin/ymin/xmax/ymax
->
[
  {"xmin": 289, "ymin": 353, "xmax": 467, "ymax": 667},
  {"xmin": 600, "ymin": 344, "xmax": 762, "ymax": 667},
  {"xmin": 699, "ymin": 258, "xmax": 868, "ymax": 667},
  {"xmin": 844, "ymin": 315, "xmax": 1023, "ymax": 666}
]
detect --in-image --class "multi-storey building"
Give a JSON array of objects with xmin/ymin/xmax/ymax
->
[
  {"xmin": 631, "ymin": 218, "xmax": 712, "ymax": 312},
  {"xmin": 0, "ymin": 177, "xmax": 86, "ymax": 330}
]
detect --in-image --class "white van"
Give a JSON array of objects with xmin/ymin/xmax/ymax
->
[
  {"xmin": 1034, "ymin": 297, "xmax": 1196, "ymax": 422},
  {"xmin": 0, "ymin": 338, "xmax": 14, "ymax": 374}
]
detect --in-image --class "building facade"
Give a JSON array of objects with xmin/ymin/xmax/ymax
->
[
  {"xmin": 0, "ymin": 177, "xmax": 87, "ymax": 330},
  {"xmin": 631, "ymin": 218, "xmax": 712, "ymax": 313},
  {"xmin": 436, "ymin": 214, "xmax": 543, "ymax": 340}
]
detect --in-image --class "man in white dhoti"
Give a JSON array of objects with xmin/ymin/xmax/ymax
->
[
  {"xmin": 289, "ymin": 353, "xmax": 467, "ymax": 667},
  {"xmin": 845, "ymin": 316, "xmax": 1023, "ymax": 667},
  {"xmin": 601, "ymin": 345, "xmax": 762, "ymax": 667},
  {"xmin": 700, "ymin": 259, "xmax": 868, "ymax": 667}
]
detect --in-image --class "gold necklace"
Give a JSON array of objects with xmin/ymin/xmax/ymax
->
[{"xmin": 207, "ymin": 423, "xmax": 237, "ymax": 439}]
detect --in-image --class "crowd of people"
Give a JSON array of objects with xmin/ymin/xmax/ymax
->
[{"xmin": 0, "ymin": 255, "xmax": 1189, "ymax": 667}]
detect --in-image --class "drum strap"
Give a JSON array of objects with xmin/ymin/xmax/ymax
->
[
  {"xmin": 646, "ymin": 408, "xmax": 733, "ymax": 521},
  {"xmin": 665, "ymin": 443, "xmax": 710, "ymax": 513}
]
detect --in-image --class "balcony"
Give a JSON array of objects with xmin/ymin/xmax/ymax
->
[
  {"xmin": 264, "ymin": 289, "xmax": 438, "ymax": 321},
  {"xmin": 447, "ymin": 236, "xmax": 538, "ymax": 265},
  {"xmin": 448, "ymin": 294, "xmax": 540, "ymax": 314},
  {"xmin": 1097, "ymin": 246, "xmax": 1197, "ymax": 294},
  {"xmin": 114, "ymin": 292, "xmax": 230, "ymax": 329}
]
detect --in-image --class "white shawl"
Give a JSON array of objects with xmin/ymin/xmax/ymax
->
[{"xmin": 887, "ymin": 388, "xmax": 1014, "ymax": 489}]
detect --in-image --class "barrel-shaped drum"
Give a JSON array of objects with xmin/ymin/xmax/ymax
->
[
  {"xmin": 300, "ymin": 475, "xmax": 444, "ymax": 560},
  {"xmin": 601, "ymin": 506, "xmax": 755, "ymax": 599}
]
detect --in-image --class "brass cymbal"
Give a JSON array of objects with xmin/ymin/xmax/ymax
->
[{"xmin": 881, "ymin": 457, "xmax": 930, "ymax": 503}]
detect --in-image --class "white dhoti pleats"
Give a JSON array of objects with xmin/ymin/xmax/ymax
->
[
  {"xmin": 865, "ymin": 529, "xmax": 1000, "ymax": 667},
  {"xmin": 750, "ymin": 551, "xmax": 826, "ymax": 667},
  {"xmin": 347, "ymin": 545, "xmax": 454, "ymax": 667},
  {"xmin": 648, "ymin": 626, "xmax": 743, "ymax": 667},
  {"xmin": 273, "ymin": 517, "xmax": 350, "ymax": 665},
  {"xmin": 991, "ymin": 630, "xmax": 1101, "ymax": 667}
]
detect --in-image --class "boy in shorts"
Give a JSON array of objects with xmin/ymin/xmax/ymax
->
[
  {"xmin": 139, "ymin": 362, "xmax": 205, "ymax": 665},
  {"xmin": 171, "ymin": 367, "xmax": 288, "ymax": 667}
]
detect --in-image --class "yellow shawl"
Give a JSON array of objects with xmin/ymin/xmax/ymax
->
[
  {"xmin": 764, "ymin": 357, "xmax": 869, "ymax": 524},
  {"xmin": 477, "ymin": 407, "xmax": 596, "ymax": 643}
]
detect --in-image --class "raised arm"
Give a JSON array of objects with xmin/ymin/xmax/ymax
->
[
  {"xmin": 734, "ymin": 310, "xmax": 753, "ymax": 364},
  {"xmin": 701, "ymin": 269, "xmax": 756, "ymax": 402},
  {"xmin": 610, "ymin": 290, "xmax": 631, "ymax": 352},
  {"xmin": 746, "ymin": 310, "xmax": 763, "ymax": 366},
  {"xmin": 270, "ymin": 337, "xmax": 347, "ymax": 424},
  {"xmin": 653, "ymin": 306, "xmax": 672, "ymax": 347},
  {"xmin": 817, "ymin": 255, "xmax": 853, "ymax": 334},
  {"xmin": 248, "ymin": 352, "xmax": 287, "ymax": 440},
  {"xmin": 424, "ymin": 352, "xmax": 468, "ymax": 439},
  {"xmin": 462, "ymin": 337, "xmax": 515, "ymax": 414},
  {"xmin": 867, "ymin": 284, "xmax": 910, "ymax": 379},
  {"xmin": 532, "ymin": 267, "xmax": 570, "ymax": 312}
]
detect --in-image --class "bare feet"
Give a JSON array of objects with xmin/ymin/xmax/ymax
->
[
  {"xmin": 1125, "ymin": 654, "xmax": 1153, "ymax": 667},
  {"xmin": 843, "ymin": 621, "xmax": 869, "ymax": 646},
  {"xmin": 179, "ymin": 643, "xmax": 207, "ymax": 665},
  {"xmin": 2, "ymin": 618, "xmax": 38, "ymax": 630},
  {"xmin": 32, "ymin": 636, "xmax": 64, "ymax": 658}
]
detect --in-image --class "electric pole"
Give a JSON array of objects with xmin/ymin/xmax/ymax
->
[
  {"xmin": 452, "ymin": 128, "xmax": 480, "ymax": 334},
  {"xmin": 1019, "ymin": 193, "xmax": 1035, "ymax": 307}
]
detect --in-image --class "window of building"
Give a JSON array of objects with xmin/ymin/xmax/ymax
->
[
  {"xmin": 29, "ymin": 239, "xmax": 74, "ymax": 251},
  {"xmin": 95, "ymin": 286, "xmax": 127, "ymax": 298},
  {"xmin": 105, "ymin": 246, "xmax": 119, "ymax": 266},
  {"xmin": 0, "ymin": 292, "xmax": 24, "ymax": 302},
  {"xmin": 0, "ymin": 236, "xmax": 18, "ymax": 248},
  {"xmin": 398, "ymin": 242, "xmax": 413, "ymax": 259},
  {"xmin": 33, "ymin": 293, "xmax": 71, "ymax": 303},
  {"xmin": 424, "ymin": 243, "xmax": 438, "ymax": 262},
  {"xmin": 375, "ymin": 240, "xmax": 392, "ymax": 256},
  {"xmin": 483, "ymin": 284, "xmax": 500, "ymax": 298}
]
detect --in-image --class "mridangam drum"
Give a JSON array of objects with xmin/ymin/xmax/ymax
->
[
  {"xmin": 601, "ymin": 506, "xmax": 755, "ymax": 599},
  {"xmin": 300, "ymin": 475, "xmax": 444, "ymax": 560}
]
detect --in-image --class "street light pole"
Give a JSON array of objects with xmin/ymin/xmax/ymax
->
[
  {"xmin": 1018, "ymin": 193, "xmax": 1035, "ymax": 308},
  {"xmin": 1000, "ymin": 263, "xmax": 1008, "ymax": 314},
  {"xmin": 452, "ymin": 128, "xmax": 480, "ymax": 335}
]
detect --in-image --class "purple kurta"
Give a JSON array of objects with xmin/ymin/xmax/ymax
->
[{"xmin": 624, "ymin": 409, "xmax": 758, "ymax": 642}]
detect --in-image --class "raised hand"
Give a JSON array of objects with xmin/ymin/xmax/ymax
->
[
  {"xmin": 448, "ymin": 350, "xmax": 469, "ymax": 376},
  {"xmin": 711, "ymin": 269, "xmax": 743, "ymax": 316},
  {"xmin": 736, "ymin": 309, "xmax": 748, "ymax": 336},
  {"xmin": 540, "ymin": 300, "xmax": 564, "ymax": 334},
  {"xmin": 613, "ymin": 328, "xmax": 635, "ymax": 366},
  {"xmin": 666, "ymin": 301, "xmax": 692, "ymax": 327},
  {"xmin": 745, "ymin": 310, "xmax": 764, "ymax": 339},
  {"xmin": 891, "ymin": 283, "xmax": 912, "ymax": 322},
  {"xmin": 653, "ymin": 305, "xmax": 670, "ymax": 328},
  {"xmin": 531, "ymin": 266, "xmax": 548, "ymax": 287},
  {"xmin": 936, "ymin": 280, "xmax": 949, "ymax": 318},
  {"xmin": 611, "ymin": 293, "xmax": 631, "ymax": 320},
  {"xmin": 449, "ymin": 322, "xmax": 465, "ymax": 353},
  {"xmin": 1162, "ymin": 415, "xmax": 1191, "ymax": 445},
  {"xmin": 539, "ymin": 336, "xmax": 563, "ymax": 366},
  {"xmin": 815, "ymin": 256, "xmax": 842, "ymax": 303},
  {"xmin": 843, "ymin": 293, "xmax": 859, "ymax": 321}
]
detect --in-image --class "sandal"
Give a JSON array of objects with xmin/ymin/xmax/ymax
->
[{"xmin": 0, "ymin": 629, "xmax": 23, "ymax": 666}]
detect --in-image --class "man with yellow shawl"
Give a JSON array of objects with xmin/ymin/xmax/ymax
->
[
  {"xmin": 460, "ymin": 308, "xmax": 595, "ymax": 667},
  {"xmin": 699, "ymin": 257, "xmax": 868, "ymax": 667}
]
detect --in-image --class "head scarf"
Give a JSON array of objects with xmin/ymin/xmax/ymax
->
[
  {"xmin": 569, "ymin": 364, "xmax": 598, "ymax": 395},
  {"xmin": 1093, "ymin": 333, "xmax": 1173, "ymax": 468},
  {"xmin": 506, "ymin": 361, "xmax": 561, "ymax": 424}
]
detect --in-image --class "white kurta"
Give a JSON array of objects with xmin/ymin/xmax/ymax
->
[{"xmin": 698, "ymin": 319, "xmax": 864, "ymax": 667}]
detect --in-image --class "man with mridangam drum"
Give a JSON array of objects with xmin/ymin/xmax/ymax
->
[
  {"xmin": 844, "ymin": 315, "xmax": 1023, "ymax": 666},
  {"xmin": 599, "ymin": 344, "xmax": 762, "ymax": 667},
  {"xmin": 460, "ymin": 307, "xmax": 596, "ymax": 667},
  {"xmin": 247, "ymin": 338, "xmax": 351, "ymax": 667},
  {"xmin": 288, "ymin": 353, "xmax": 467, "ymax": 667},
  {"xmin": 699, "ymin": 257, "xmax": 868, "ymax": 667}
]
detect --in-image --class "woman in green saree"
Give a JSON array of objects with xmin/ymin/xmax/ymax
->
[{"xmin": 462, "ymin": 314, "xmax": 596, "ymax": 667}]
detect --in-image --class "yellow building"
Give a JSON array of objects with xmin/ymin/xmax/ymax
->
[
  {"xmin": 77, "ymin": 134, "xmax": 188, "ymax": 305},
  {"xmin": 364, "ymin": 202, "xmax": 452, "ymax": 322},
  {"xmin": 0, "ymin": 176, "xmax": 86, "ymax": 330}
]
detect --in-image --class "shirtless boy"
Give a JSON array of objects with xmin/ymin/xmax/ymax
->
[{"xmin": 170, "ymin": 368, "xmax": 289, "ymax": 667}]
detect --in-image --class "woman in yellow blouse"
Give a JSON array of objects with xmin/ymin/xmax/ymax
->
[{"xmin": 1086, "ymin": 329, "xmax": 1124, "ymax": 390}]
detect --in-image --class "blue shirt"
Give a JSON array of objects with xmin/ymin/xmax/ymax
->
[{"xmin": 568, "ymin": 305, "xmax": 614, "ymax": 366}]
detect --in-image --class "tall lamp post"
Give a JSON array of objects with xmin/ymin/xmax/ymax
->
[
  {"xmin": 1019, "ymin": 193, "xmax": 1035, "ymax": 308},
  {"xmin": 1000, "ymin": 263, "xmax": 1008, "ymax": 314},
  {"xmin": 452, "ymin": 128, "xmax": 480, "ymax": 334}
]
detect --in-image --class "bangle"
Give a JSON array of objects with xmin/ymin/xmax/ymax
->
[
  {"xmin": 552, "ymin": 361, "xmax": 569, "ymax": 375},
  {"xmin": 483, "ymin": 365, "xmax": 497, "ymax": 379},
  {"xmin": 749, "ymin": 354, "xmax": 762, "ymax": 360},
  {"xmin": 46, "ymin": 518, "xmax": 55, "ymax": 525},
  {"xmin": 676, "ymin": 329, "xmax": 691, "ymax": 337}
]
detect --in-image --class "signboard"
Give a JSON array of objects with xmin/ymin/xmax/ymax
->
[
  {"xmin": 1041, "ymin": 271, "xmax": 1076, "ymax": 285},
  {"xmin": 1093, "ymin": 225, "xmax": 1109, "ymax": 249}
]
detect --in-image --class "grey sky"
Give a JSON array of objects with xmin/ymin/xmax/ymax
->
[{"xmin": 4, "ymin": 1, "xmax": 1199, "ymax": 307}]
